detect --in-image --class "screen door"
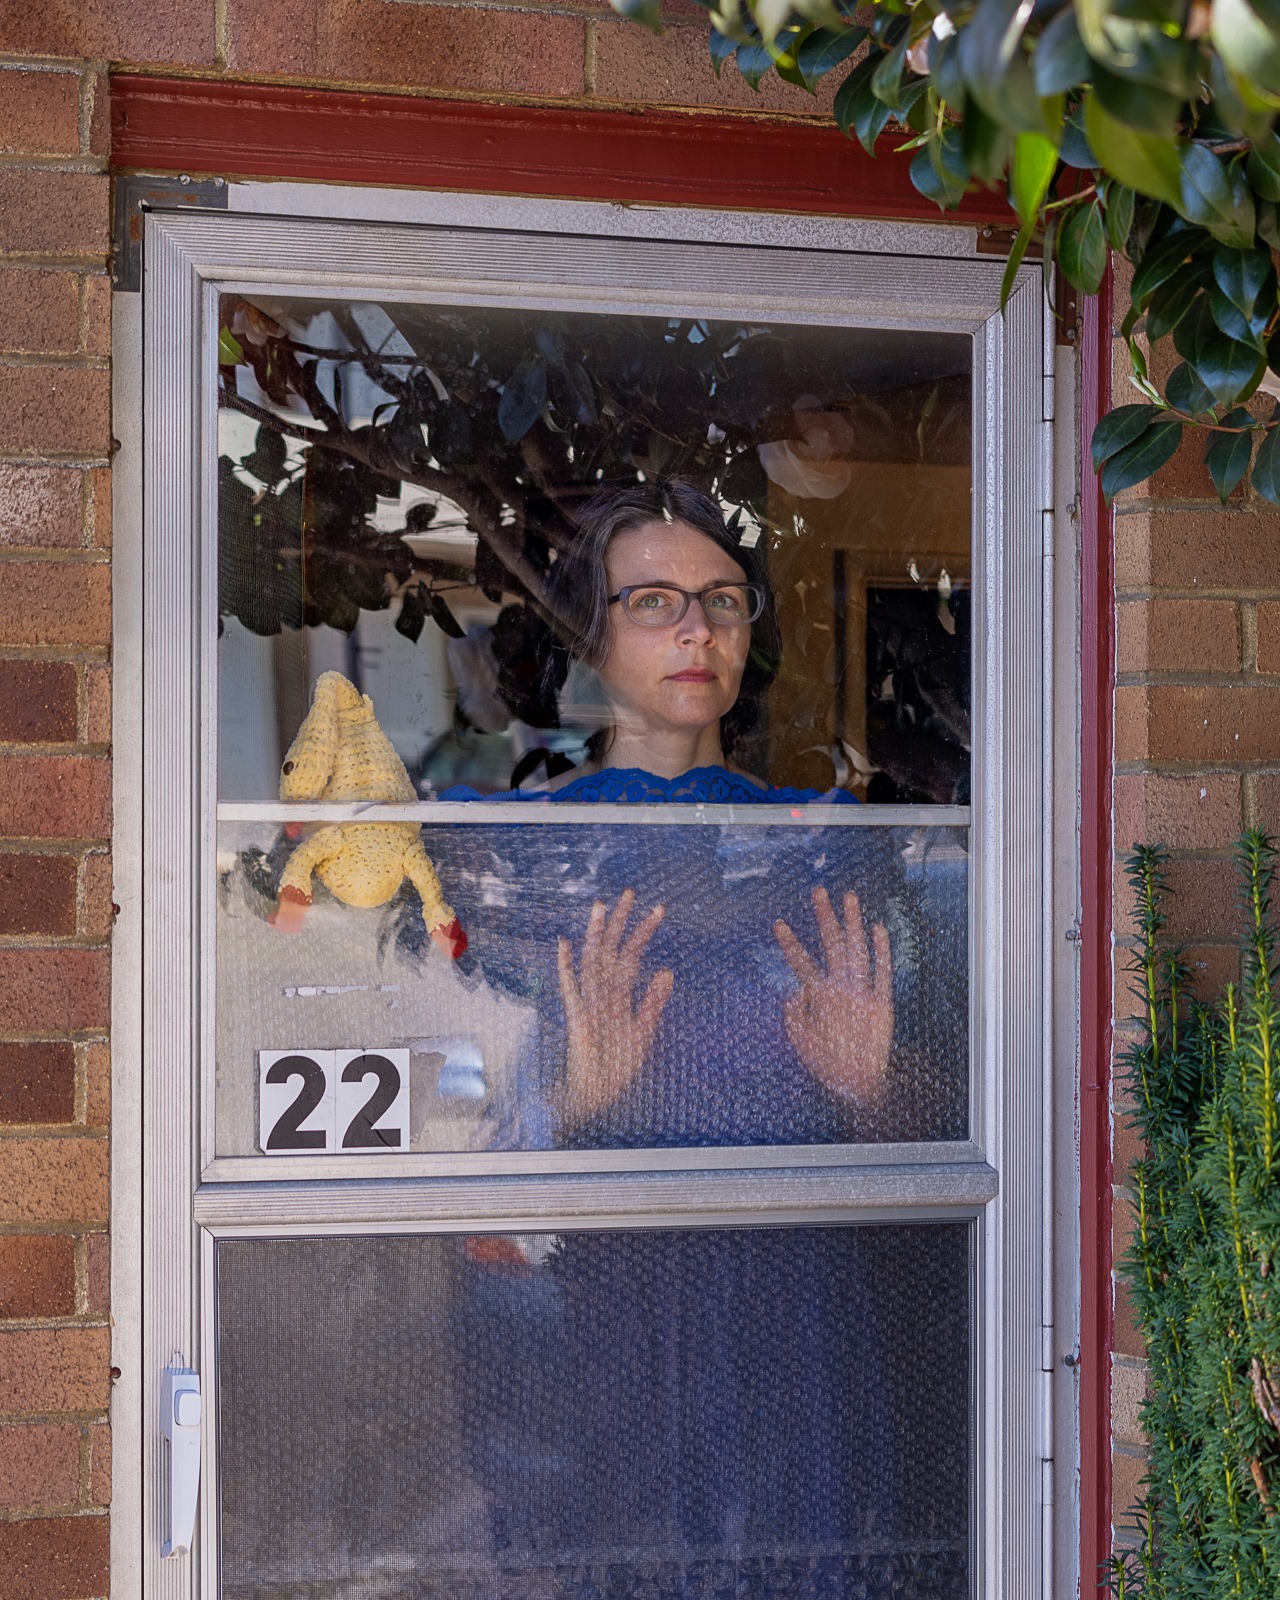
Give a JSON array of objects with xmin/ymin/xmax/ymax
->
[{"xmin": 136, "ymin": 204, "xmax": 1053, "ymax": 1600}]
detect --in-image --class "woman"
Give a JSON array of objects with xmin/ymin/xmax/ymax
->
[
  {"xmin": 432, "ymin": 483, "xmax": 965, "ymax": 1577},
  {"xmin": 440, "ymin": 478, "xmax": 896, "ymax": 1150}
]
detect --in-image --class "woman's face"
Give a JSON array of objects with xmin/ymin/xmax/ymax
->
[{"xmin": 596, "ymin": 519, "xmax": 753, "ymax": 740}]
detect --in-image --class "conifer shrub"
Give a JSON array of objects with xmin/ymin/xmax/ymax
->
[{"xmin": 1112, "ymin": 834, "xmax": 1280, "ymax": 1596}]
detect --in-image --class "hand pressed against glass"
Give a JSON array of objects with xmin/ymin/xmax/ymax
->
[
  {"xmin": 774, "ymin": 888, "xmax": 893, "ymax": 1105},
  {"xmin": 556, "ymin": 890, "xmax": 674, "ymax": 1126}
]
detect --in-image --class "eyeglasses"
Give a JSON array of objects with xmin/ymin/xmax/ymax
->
[{"xmin": 607, "ymin": 583, "xmax": 766, "ymax": 628}]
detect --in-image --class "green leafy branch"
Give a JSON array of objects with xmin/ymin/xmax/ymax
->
[{"xmin": 611, "ymin": 0, "xmax": 1280, "ymax": 507}]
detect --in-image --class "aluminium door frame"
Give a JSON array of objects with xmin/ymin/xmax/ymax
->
[{"xmin": 112, "ymin": 192, "xmax": 1074, "ymax": 1600}]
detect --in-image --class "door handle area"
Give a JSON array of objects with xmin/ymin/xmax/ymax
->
[{"xmin": 160, "ymin": 1367, "xmax": 202, "ymax": 1558}]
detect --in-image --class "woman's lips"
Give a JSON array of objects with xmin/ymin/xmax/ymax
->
[{"xmin": 666, "ymin": 669, "xmax": 718, "ymax": 682}]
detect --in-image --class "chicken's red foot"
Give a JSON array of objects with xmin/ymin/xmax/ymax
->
[
  {"xmin": 268, "ymin": 885, "xmax": 311, "ymax": 933},
  {"xmin": 430, "ymin": 917, "xmax": 468, "ymax": 960}
]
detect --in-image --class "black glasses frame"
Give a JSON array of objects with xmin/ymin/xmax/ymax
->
[{"xmin": 607, "ymin": 583, "xmax": 766, "ymax": 627}]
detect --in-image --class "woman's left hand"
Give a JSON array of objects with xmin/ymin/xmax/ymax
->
[{"xmin": 773, "ymin": 887, "xmax": 893, "ymax": 1105}]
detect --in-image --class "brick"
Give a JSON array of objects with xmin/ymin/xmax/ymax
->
[
  {"xmin": 1116, "ymin": 684, "xmax": 1280, "ymax": 762},
  {"xmin": 0, "ymin": 851, "xmax": 76, "ymax": 935},
  {"xmin": 0, "ymin": 367, "xmax": 110, "ymax": 458},
  {"xmin": 1112, "ymin": 1188, "xmax": 1147, "ymax": 1359},
  {"xmin": 0, "ymin": 950, "xmax": 110, "ymax": 1034},
  {"xmin": 1112, "ymin": 1357, "xmax": 1149, "ymax": 1446},
  {"xmin": 0, "ymin": 1422, "xmax": 79, "ymax": 1508},
  {"xmin": 0, "ymin": 269, "xmax": 80, "ymax": 356},
  {"xmin": 86, "ymin": 1231, "xmax": 108, "ymax": 1315},
  {"xmin": 87, "ymin": 467, "xmax": 109, "ymax": 548},
  {"xmin": 228, "ymin": 0, "xmax": 319, "ymax": 76},
  {"xmin": 0, "ymin": 170, "xmax": 109, "ymax": 258},
  {"xmin": 0, "ymin": 465, "xmax": 83, "ymax": 550},
  {"xmin": 0, "ymin": 560, "xmax": 110, "ymax": 648},
  {"xmin": 1112, "ymin": 1442, "xmax": 1149, "ymax": 1527},
  {"xmin": 1112, "ymin": 853, "xmax": 1241, "ymax": 946},
  {"xmin": 85, "ymin": 73, "xmax": 110, "ymax": 161},
  {"xmin": 84, "ymin": 665, "xmax": 109, "ymax": 745},
  {"xmin": 83, "ymin": 1042, "xmax": 108, "ymax": 1128},
  {"xmin": 1114, "ymin": 771, "xmax": 1242, "ymax": 851},
  {"xmin": 0, "ymin": 757, "xmax": 111, "ymax": 839},
  {"xmin": 1112, "ymin": 1088, "xmax": 1145, "ymax": 1186},
  {"xmin": 80, "ymin": 851, "xmax": 113, "ymax": 939},
  {"xmin": 319, "ymin": 2, "xmax": 585, "ymax": 97},
  {"xmin": 0, "ymin": 68, "xmax": 81, "ymax": 156},
  {"xmin": 1115, "ymin": 505, "xmax": 1280, "ymax": 591},
  {"xmin": 0, "ymin": 1511, "xmax": 109, "ymax": 1600},
  {"xmin": 0, "ymin": 1041, "xmax": 74, "ymax": 1124},
  {"xmin": 88, "ymin": 1419, "xmax": 110, "ymax": 1505},
  {"xmin": 0, "ymin": 1233, "xmax": 74, "ymax": 1317},
  {"xmin": 0, "ymin": 660, "xmax": 78, "ymax": 743},
  {"xmin": 0, "ymin": 1138, "xmax": 108, "ymax": 1225},
  {"xmin": 82, "ymin": 273, "xmax": 110, "ymax": 359},
  {"xmin": 1116, "ymin": 597, "xmax": 1239, "ymax": 674},
  {"xmin": 0, "ymin": 0, "xmax": 216, "ymax": 65},
  {"xmin": 1256, "ymin": 600, "xmax": 1280, "ymax": 674},
  {"xmin": 593, "ymin": 14, "xmax": 837, "ymax": 114},
  {"xmin": 1254, "ymin": 774, "xmax": 1280, "ymax": 836}
]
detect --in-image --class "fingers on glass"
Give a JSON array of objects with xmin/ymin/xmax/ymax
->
[
  {"xmin": 773, "ymin": 918, "xmax": 821, "ymax": 984},
  {"xmin": 873, "ymin": 922, "xmax": 894, "ymax": 1001}
]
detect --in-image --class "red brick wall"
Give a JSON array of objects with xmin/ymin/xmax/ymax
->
[
  {"xmin": 1109, "ymin": 265, "xmax": 1280, "ymax": 1549},
  {"xmin": 0, "ymin": 53, "xmax": 114, "ymax": 1600}
]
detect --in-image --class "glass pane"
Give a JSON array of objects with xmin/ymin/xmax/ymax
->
[
  {"xmin": 217, "ymin": 297, "xmax": 971, "ymax": 803},
  {"xmin": 217, "ymin": 1225, "xmax": 971, "ymax": 1599},
  {"xmin": 214, "ymin": 821, "xmax": 967, "ymax": 1155},
  {"xmin": 213, "ymin": 294, "xmax": 973, "ymax": 1158}
]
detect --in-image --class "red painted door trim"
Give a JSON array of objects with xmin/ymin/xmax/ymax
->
[
  {"xmin": 110, "ymin": 73, "xmax": 1013, "ymax": 224},
  {"xmin": 1078, "ymin": 279, "xmax": 1115, "ymax": 1597}
]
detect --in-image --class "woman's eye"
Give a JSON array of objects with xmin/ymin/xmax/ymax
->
[
  {"xmin": 634, "ymin": 591, "xmax": 672, "ymax": 611},
  {"xmin": 706, "ymin": 590, "xmax": 742, "ymax": 615}
]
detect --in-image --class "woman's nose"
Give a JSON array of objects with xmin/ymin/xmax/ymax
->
[{"xmin": 676, "ymin": 595, "xmax": 716, "ymax": 644}]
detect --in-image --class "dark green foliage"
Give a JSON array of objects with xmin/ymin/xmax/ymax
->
[
  {"xmin": 655, "ymin": 0, "xmax": 1280, "ymax": 505},
  {"xmin": 1112, "ymin": 837, "xmax": 1280, "ymax": 1597}
]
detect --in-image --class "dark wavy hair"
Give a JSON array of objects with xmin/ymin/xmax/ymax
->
[{"xmin": 545, "ymin": 479, "xmax": 781, "ymax": 759}]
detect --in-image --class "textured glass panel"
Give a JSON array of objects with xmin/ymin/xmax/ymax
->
[
  {"xmin": 217, "ymin": 1226, "xmax": 971, "ymax": 1599},
  {"xmin": 214, "ymin": 821, "xmax": 967, "ymax": 1154}
]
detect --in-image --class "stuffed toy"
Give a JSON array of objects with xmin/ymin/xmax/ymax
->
[{"xmin": 269, "ymin": 671, "xmax": 466, "ymax": 958}]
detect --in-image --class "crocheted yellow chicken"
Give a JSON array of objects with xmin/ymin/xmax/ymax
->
[{"xmin": 269, "ymin": 671, "xmax": 466, "ymax": 958}]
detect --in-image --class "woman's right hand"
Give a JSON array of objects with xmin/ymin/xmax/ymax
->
[{"xmin": 556, "ymin": 889, "xmax": 674, "ymax": 1128}]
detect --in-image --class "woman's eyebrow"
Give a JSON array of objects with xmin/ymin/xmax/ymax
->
[{"xmin": 625, "ymin": 576, "xmax": 749, "ymax": 588}]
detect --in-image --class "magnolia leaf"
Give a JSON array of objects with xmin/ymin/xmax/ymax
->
[
  {"xmin": 1259, "ymin": 200, "xmax": 1280, "ymax": 251},
  {"xmin": 497, "ymin": 356, "xmax": 547, "ymax": 444},
  {"xmin": 1130, "ymin": 229, "xmax": 1212, "ymax": 306},
  {"xmin": 1103, "ymin": 183, "xmax": 1136, "ymax": 252},
  {"xmin": 1090, "ymin": 63, "xmax": 1182, "ymax": 137},
  {"xmin": 1253, "ymin": 413, "xmax": 1280, "ymax": 502},
  {"xmin": 1100, "ymin": 418, "xmax": 1183, "ymax": 501},
  {"xmin": 910, "ymin": 127, "xmax": 970, "ymax": 211},
  {"xmin": 1165, "ymin": 361, "xmax": 1217, "ymax": 417},
  {"xmin": 1009, "ymin": 131, "xmax": 1059, "ymax": 225},
  {"xmin": 795, "ymin": 23, "xmax": 866, "ymax": 90},
  {"xmin": 736, "ymin": 36, "xmax": 777, "ymax": 88},
  {"xmin": 1179, "ymin": 144, "xmax": 1257, "ymax": 249},
  {"xmin": 609, "ymin": 0, "xmax": 664, "ymax": 31},
  {"xmin": 1186, "ymin": 320, "xmax": 1266, "ymax": 406},
  {"xmin": 1058, "ymin": 199, "xmax": 1108, "ymax": 294},
  {"xmin": 1212, "ymin": 247, "xmax": 1276, "ymax": 323},
  {"xmin": 1247, "ymin": 130, "xmax": 1280, "ymax": 202},
  {"xmin": 962, "ymin": 100, "xmax": 1013, "ymax": 186},
  {"xmin": 1145, "ymin": 264, "xmax": 1212, "ymax": 342},
  {"xmin": 870, "ymin": 35, "xmax": 909, "ymax": 108},
  {"xmin": 1212, "ymin": 0, "xmax": 1280, "ymax": 108},
  {"xmin": 1204, "ymin": 409, "xmax": 1256, "ymax": 501},
  {"xmin": 218, "ymin": 327, "xmax": 245, "ymax": 366},
  {"xmin": 1091, "ymin": 403, "xmax": 1160, "ymax": 470},
  {"xmin": 1084, "ymin": 94, "xmax": 1183, "ymax": 209},
  {"xmin": 1034, "ymin": 6, "xmax": 1090, "ymax": 96},
  {"xmin": 1208, "ymin": 286, "xmax": 1268, "ymax": 351},
  {"xmin": 1059, "ymin": 103, "xmax": 1098, "ymax": 170},
  {"xmin": 957, "ymin": 0, "xmax": 1041, "ymax": 129},
  {"xmin": 836, "ymin": 55, "xmax": 895, "ymax": 153},
  {"xmin": 709, "ymin": 26, "xmax": 738, "ymax": 74}
]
